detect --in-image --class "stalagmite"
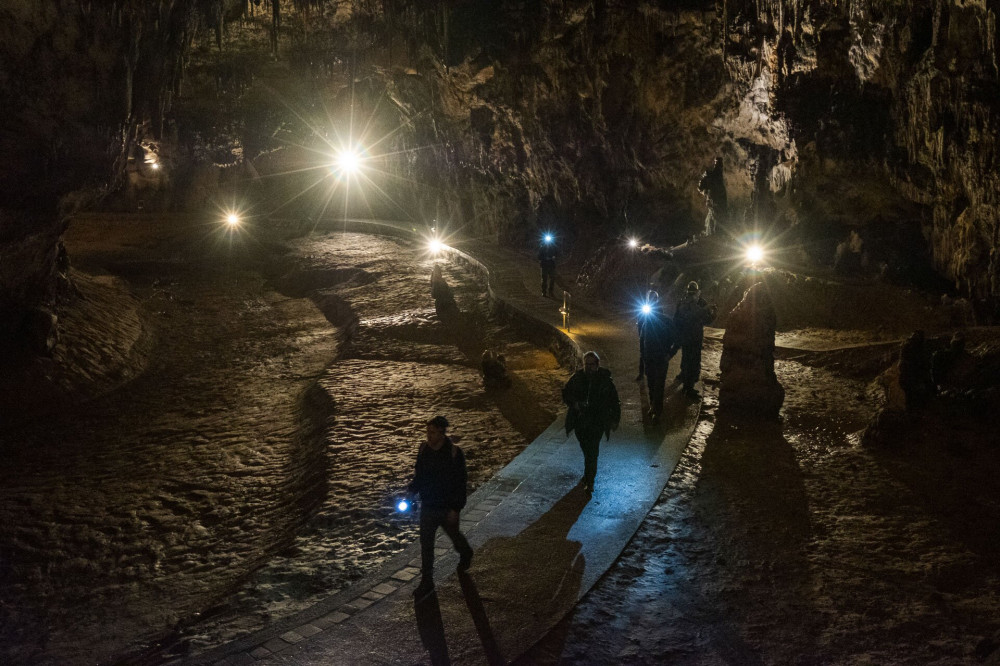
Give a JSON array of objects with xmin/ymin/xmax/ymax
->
[{"xmin": 718, "ymin": 280, "xmax": 784, "ymax": 419}]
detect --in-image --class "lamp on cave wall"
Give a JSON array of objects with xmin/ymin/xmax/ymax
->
[
  {"xmin": 329, "ymin": 145, "xmax": 367, "ymax": 180},
  {"xmin": 746, "ymin": 243, "xmax": 764, "ymax": 265}
]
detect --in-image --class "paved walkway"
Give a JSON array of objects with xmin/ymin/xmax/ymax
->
[{"xmin": 190, "ymin": 222, "xmax": 702, "ymax": 665}]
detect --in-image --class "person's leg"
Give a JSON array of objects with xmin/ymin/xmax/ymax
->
[
  {"xmin": 419, "ymin": 509, "xmax": 444, "ymax": 578},
  {"xmin": 440, "ymin": 513, "xmax": 473, "ymax": 570},
  {"xmin": 681, "ymin": 343, "xmax": 703, "ymax": 395},
  {"xmin": 647, "ymin": 360, "xmax": 667, "ymax": 416},
  {"xmin": 680, "ymin": 345, "xmax": 696, "ymax": 391},
  {"xmin": 578, "ymin": 430, "xmax": 600, "ymax": 488}
]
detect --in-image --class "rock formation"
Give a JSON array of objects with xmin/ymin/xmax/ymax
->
[
  {"xmin": 4, "ymin": 1, "xmax": 1000, "ymax": 363},
  {"xmin": 719, "ymin": 280, "xmax": 784, "ymax": 419}
]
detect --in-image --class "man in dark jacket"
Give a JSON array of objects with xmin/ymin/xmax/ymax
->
[
  {"xmin": 562, "ymin": 351, "xmax": 621, "ymax": 493},
  {"xmin": 407, "ymin": 415, "xmax": 473, "ymax": 598},
  {"xmin": 674, "ymin": 281, "xmax": 717, "ymax": 400},
  {"xmin": 640, "ymin": 293, "xmax": 677, "ymax": 422},
  {"xmin": 538, "ymin": 237, "xmax": 558, "ymax": 297}
]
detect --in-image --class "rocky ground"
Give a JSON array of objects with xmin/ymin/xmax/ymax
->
[
  {"xmin": 0, "ymin": 216, "xmax": 565, "ymax": 665},
  {"xmin": 522, "ymin": 339, "xmax": 1000, "ymax": 664},
  {"xmin": 2, "ymin": 216, "xmax": 999, "ymax": 665}
]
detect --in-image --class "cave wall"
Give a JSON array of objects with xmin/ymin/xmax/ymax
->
[
  {"xmin": 0, "ymin": 1, "xmax": 202, "ymax": 352},
  {"xmin": 4, "ymin": 0, "xmax": 1000, "ymax": 358},
  {"xmin": 725, "ymin": 0, "xmax": 1000, "ymax": 308}
]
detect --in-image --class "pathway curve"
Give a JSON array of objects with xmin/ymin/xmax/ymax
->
[{"xmin": 189, "ymin": 220, "xmax": 703, "ymax": 665}]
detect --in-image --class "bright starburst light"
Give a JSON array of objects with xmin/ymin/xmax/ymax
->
[
  {"xmin": 628, "ymin": 237, "xmax": 639, "ymax": 248},
  {"xmin": 397, "ymin": 499, "xmax": 410, "ymax": 512},
  {"xmin": 746, "ymin": 244, "xmax": 764, "ymax": 264},
  {"xmin": 226, "ymin": 213, "xmax": 240, "ymax": 226}
]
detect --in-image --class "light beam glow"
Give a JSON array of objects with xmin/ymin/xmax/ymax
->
[
  {"xmin": 397, "ymin": 499, "xmax": 410, "ymax": 512},
  {"xmin": 746, "ymin": 244, "xmax": 764, "ymax": 264},
  {"xmin": 628, "ymin": 237, "xmax": 639, "ymax": 248},
  {"xmin": 226, "ymin": 213, "xmax": 240, "ymax": 226}
]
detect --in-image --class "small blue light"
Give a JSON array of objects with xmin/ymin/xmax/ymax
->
[
  {"xmin": 641, "ymin": 303, "xmax": 652, "ymax": 315},
  {"xmin": 543, "ymin": 234, "xmax": 553, "ymax": 244},
  {"xmin": 397, "ymin": 500, "xmax": 410, "ymax": 512}
]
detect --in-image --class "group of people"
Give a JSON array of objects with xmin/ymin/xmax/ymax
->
[
  {"xmin": 638, "ymin": 281, "xmax": 718, "ymax": 418},
  {"xmin": 409, "ymin": 240, "xmax": 718, "ymax": 601}
]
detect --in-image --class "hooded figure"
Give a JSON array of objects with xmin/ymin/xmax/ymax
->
[{"xmin": 562, "ymin": 351, "xmax": 621, "ymax": 492}]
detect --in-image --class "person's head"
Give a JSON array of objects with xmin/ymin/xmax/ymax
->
[
  {"xmin": 714, "ymin": 156, "xmax": 723, "ymax": 169},
  {"xmin": 432, "ymin": 264, "xmax": 443, "ymax": 279},
  {"xmin": 426, "ymin": 415, "xmax": 448, "ymax": 446},
  {"xmin": 583, "ymin": 351, "xmax": 600, "ymax": 374},
  {"xmin": 686, "ymin": 281, "xmax": 700, "ymax": 297},
  {"xmin": 646, "ymin": 289, "xmax": 660, "ymax": 303}
]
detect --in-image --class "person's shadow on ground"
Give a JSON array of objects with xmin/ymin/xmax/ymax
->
[
  {"xmin": 418, "ymin": 486, "xmax": 590, "ymax": 664},
  {"xmin": 414, "ymin": 589, "xmax": 451, "ymax": 666},
  {"xmin": 463, "ymin": 486, "xmax": 590, "ymax": 664}
]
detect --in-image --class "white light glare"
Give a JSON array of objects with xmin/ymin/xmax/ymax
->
[
  {"xmin": 151, "ymin": 162, "xmax": 160, "ymax": 170},
  {"xmin": 641, "ymin": 303, "xmax": 652, "ymax": 315},
  {"xmin": 746, "ymin": 244, "xmax": 764, "ymax": 264},
  {"xmin": 227, "ymin": 213, "xmax": 240, "ymax": 226},
  {"xmin": 397, "ymin": 499, "xmax": 410, "ymax": 512},
  {"xmin": 336, "ymin": 148, "xmax": 361, "ymax": 174},
  {"xmin": 628, "ymin": 237, "xmax": 639, "ymax": 248},
  {"xmin": 428, "ymin": 239, "xmax": 443, "ymax": 254},
  {"xmin": 544, "ymin": 234, "xmax": 553, "ymax": 244}
]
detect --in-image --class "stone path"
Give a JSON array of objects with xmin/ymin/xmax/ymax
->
[{"xmin": 188, "ymin": 220, "xmax": 702, "ymax": 665}]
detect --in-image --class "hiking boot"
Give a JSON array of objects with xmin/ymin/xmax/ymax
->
[
  {"xmin": 458, "ymin": 550, "xmax": 474, "ymax": 573},
  {"xmin": 412, "ymin": 577, "xmax": 435, "ymax": 598}
]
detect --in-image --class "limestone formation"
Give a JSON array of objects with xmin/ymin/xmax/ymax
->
[{"xmin": 718, "ymin": 281, "xmax": 784, "ymax": 419}]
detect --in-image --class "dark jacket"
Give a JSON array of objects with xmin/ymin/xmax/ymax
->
[
  {"xmin": 562, "ymin": 366, "xmax": 621, "ymax": 437},
  {"xmin": 640, "ymin": 310, "xmax": 676, "ymax": 361},
  {"xmin": 538, "ymin": 245, "xmax": 558, "ymax": 268},
  {"xmin": 674, "ymin": 296, "xmax": 716, "ymax": 346},
  {"xmin": 407, "ymin": 437, "xmax": 468, "ymax": 511}
]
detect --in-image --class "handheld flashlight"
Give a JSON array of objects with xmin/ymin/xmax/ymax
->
[
  {"xmin": 746, "ymin": 244, "xmax": 764, "ymax": 264},
  {"xmin": 226, "ymin": 213, "xmax": 240, "ymax": 226},
  {"xmin": 397, "ymin": 499, "xmax": 410, "ymax": 512},
  {"xmin": 543, "ymin": 234, "xmax": 553, "ymax": 244},
  {"xmin": 641, "ymin": 303, "xmax": 652, "ymax": 316},
  {"xmin": 628, "ymin": 237, "xmax": 638, "ymax": 248}
]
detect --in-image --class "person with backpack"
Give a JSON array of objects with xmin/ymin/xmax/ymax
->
[
  {"xmin": 562, "ymin": 351, "xmax": 621, "ymax": 493},
  {"xmin": 406, "ymin": 415, "xmax": 474, "ymax": 598}
]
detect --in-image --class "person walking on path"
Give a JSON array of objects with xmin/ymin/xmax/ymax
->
[
  {"xmin": 406, "ymin": 415, "xmax": 474, "ymax": 598},
  {"xmin": 640, "ymin": 292, "xmax": 677, "ymax": 423},
  {"xmin": 562, "ymin": 351, "xmax": 621, "ymax": 493},
  {"xmin": 538, "ymin": 236, "xmax": 558, "ymax": 297},
  {"xmin": 674, "ymin": 281, "xmax": 717, "ymax": 400}
]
